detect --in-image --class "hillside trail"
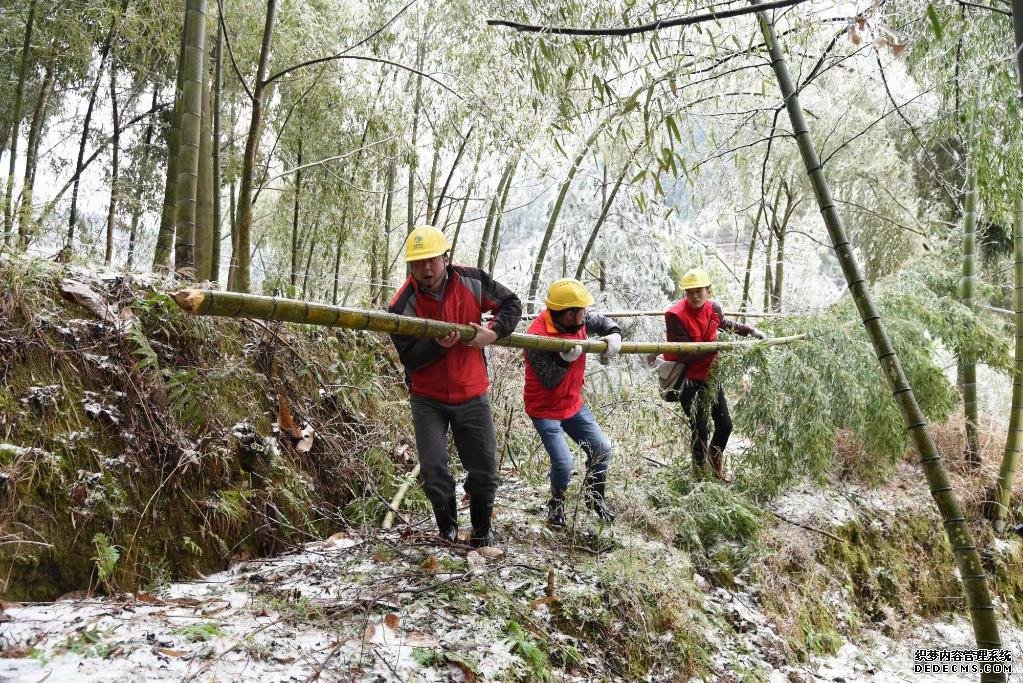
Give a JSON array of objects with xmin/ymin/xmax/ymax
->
[{"xmin": 3, "ymin": 460, "xmax": 1019, "ymax": 682}]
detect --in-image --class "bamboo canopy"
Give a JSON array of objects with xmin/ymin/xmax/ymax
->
[
  {"xmin": 519, "ymin": 309, "xmax": 791, "ymax": 321},
  {"xmin": 173, "ymin": 289, "xmax": 807, "ymax": 355}
]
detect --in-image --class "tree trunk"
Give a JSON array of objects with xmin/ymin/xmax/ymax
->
[
  {"xmin": 434, "ymin": 125, "xmax": 473, "ymax": 226},
  {"xmin": 104, "ymin": 63, "xmax": 121, "ymax": 266},
  {"xmin": 424, "ymin": 144, "xmax": 439, "ymax": 224},
  {"xmin": 488, "ymin": 155, "xmax": 519, "ymax": 272},
  {"xmin": 289, "ymin": 133, "xmax": 303, "ymax": 290},
  {"xmin": 194, "ymin": 58, "xmax": 214, "ymax": 281},
  {"xmin": 301, "ymin": 224, "xmax": 318, "ymax": 299},
  {"xmin": 19, "ymin": 58, "xmax": 53, "ymax": 245},
  {"xmin": 525, "ymin": 118, "xmax": 611, "ymax": 313},
  {"xmin": 227, "ymin": 176, "xmax": 238, "ymax": 289},
  {"xmin": 449, "ymin": 143, "xmax": 482, "ymax": 259},
  {"xmin": 210, "ymin": 18, "xmax": 224, "ymax": 284},
  {"xmin": 154, "ymin": 24, "xmax": 188, "ymax": 270},
  {"xmin": 959, "ymin": 119, "xmax": 980, "ymax": 466},
  {"xmin": 126, "ymin": 88, "xmax": 159, "ymax": 271},
  {"xmin": 68, "ymin": 0, "xmax": 125, "ymax": 250},
  {"xmin": 5, "ymin": 0, "xmax": 37, "ymax": 246},
  {"xmin": 739, "ymin": 204, "xmax": 765, "ymax": 313},
  {"xmin": 173, "ymin": 0, "xmax": 208, "ymax": 275},
  {"xmin": 994, "ymin": 199, "xmax": 1023, "ymax": 528},
  {"xmin": 992, "ymin": 0, "xmax": 1023, "ymax": 530},
  {"xmin": 772, "ymin": 225, "xmax": 785, "ymax": 312},
  {"xmin": 234, "ymin": 0, "xmax": 278, "ymax": 292},
  {"xmin": 406, "ymin": 41, "xmax": 426, "ymax": 240},
  {"xmin": 381, "ymin": 153, "xmax": 397, "ymax": 291},
  {"xmin": 331, "ymin": 120, "xmax": 371, "ymax": 304},
  {"xmin": 575, "ymin": 157, "xmax": 631, "ymax": 280},
  {"xmin": 754, "ymin": 2, "xmax": 1003, "ymax": 660},
  {"xmin": 763, "ymin": 230, "xmax": 774, "ymax": 312},
  {"xmin": 478, "ymin": 160, "xmax": 513, "ymax": 269}
]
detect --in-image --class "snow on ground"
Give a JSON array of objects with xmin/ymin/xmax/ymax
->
[{"xmin": 1, "ymin": 471, "xmax": 1020, "ymax": 682}]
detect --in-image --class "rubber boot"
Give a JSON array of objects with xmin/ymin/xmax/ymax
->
[
  {"xmin": 469, "ymin": 497, "xmax": 494, "ymax": 547},
  {"xmin": 692, "ymin": 440, "xmax": 711, "ymax": 480},
  {"xmin": 547, "ymin": 488, "xmax": 567, "ymax": 528},
  {"xmin": 583, "ymin": 469, "xmax": 616, "ymax": 523},
  {"xmin": 708, "ymin": 446, "xmax": 732, "ymax": 483},
  {"xmin": 432, "ymin": 496, "xmax": 458, "ymax": 544}
]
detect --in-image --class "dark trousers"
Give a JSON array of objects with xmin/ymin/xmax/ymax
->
[
  {"xmin": 409, "ymin": 394, "xmax": 499, "ymax": 506},
  {"xmin": 679, "ymin": 380, "xmax": 732, "ymax": 466}
]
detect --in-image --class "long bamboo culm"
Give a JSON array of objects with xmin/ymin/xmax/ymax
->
[
  {"xmin": 753, "ymin": 0, "xmax": 1002, "ymax": 665},
  {"xmin": 519, "ymin": 309, "xmax": 791, "ymax": 321},
  {"xmin": 173, "ymin": 289, "xmax": 807, "ymax": 355}
]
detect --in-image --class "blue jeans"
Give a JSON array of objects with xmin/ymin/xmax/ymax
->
[{"xmin": 531, "ymin": 405, "xmax": 612, "ymax": 491}]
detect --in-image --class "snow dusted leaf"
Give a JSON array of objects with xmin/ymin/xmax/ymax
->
[
  {"xmin": 420, "ymin": 555, "xmax": 439, "ymax": 573},
  {"xmin": 849, "ymin": 25, "xmax": 862, "ymax": 46},
  {"xmin": 59, "ymin": 279, "xmax": 118, "ymax": 323},
  {"xmin": 135, "ymin": 592, "xmax": 159, "ymax": 604},
  {"xmin": 384, "ymin": 613, "xmax": 400, "ymax": 631},
  {"xmin": 891, "ymin": 42, "xmax": 908, "ymax": 57},
  {"xmin": 466, "ymin": 550, "xmax": 486, "ymax": 571},
  {"xmin": 477, "ymin": 546, "xmax": 504, "ymax": 560},
  {"xmin": 158, "ymin": 647, "xmax": 190, "ymax": 658},
  {"xmin": 296, "ymin": 424, "xmax": 315, "ymax": 453}
]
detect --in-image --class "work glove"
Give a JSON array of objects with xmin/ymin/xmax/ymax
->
[
  {"xmin": 599, "ymin": 333, "xmax": 622, "ymax": 365},
  {"xmin": 751, "ymin": 328, "xmax": 767, "ymax": 340},
  {"xmin": 559, "ymin": 345, "xmax": 584, "ymax": 363}
]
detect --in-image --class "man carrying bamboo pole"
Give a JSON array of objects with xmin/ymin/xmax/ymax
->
[
  {"xmin": 523, "ymin": 278, "xmax": 622, "ymax": 527},
  {"xmin": 387, "ymin": 224, "xmax": 522, "ymax": 547},
  {"xmin": 665, "ymin": 268, "xmax": 765, "ymax": 482}
]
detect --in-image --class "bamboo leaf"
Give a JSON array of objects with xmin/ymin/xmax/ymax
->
[{"xmin": 926, "ymin": 3, "xmax": 943, "ymax": 40}]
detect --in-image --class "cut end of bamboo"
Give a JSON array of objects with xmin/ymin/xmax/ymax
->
[{"xmin": 173, "ymin": 288, "xmax": 206, "ymax": 315}]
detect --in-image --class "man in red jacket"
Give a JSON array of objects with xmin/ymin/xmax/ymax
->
[
  {"xmin": 523, "ymin": 278, "xmax": 623, "ymax": 528},
  {"xmin": 664, "ymin": 268, "xmax": 764, "ymax": 482},
  {"xmin": 388, "ymin": 225, "xmax": 522, "ymax": 547}
]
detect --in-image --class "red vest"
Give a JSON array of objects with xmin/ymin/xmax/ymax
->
[
  {"xmin": 523, "ymin": 310, "xmax": 587, "ymax": 420},
  {"xmin": 664, "ymin": 299, "xmax": 721, "ymax": 380},
  {"xmin": 390, "ymin": 270, "xmax": 490, "ymax": 404}
]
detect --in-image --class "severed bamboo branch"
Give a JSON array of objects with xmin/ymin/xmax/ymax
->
[
  {"xmin": 382, "ymin": 463, "xmax": 420, "ymax": 530},
  {"xmin": 173, "ymin": 289, "xmax": 808, "ymax": 355}
]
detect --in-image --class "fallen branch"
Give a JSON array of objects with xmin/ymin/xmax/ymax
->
[
  {"xmin": 382, "ymin": 465, "xmax": 420, "ymax": 530},
  {"xmin": 768, "ymin": 509, "xmax": 845, "ymax": 543}
]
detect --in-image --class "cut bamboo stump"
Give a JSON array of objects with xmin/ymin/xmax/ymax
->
[
  {"xmin": 173, "ymin": 289, "xmax": 807, "ymax": 355},
  {"xmin": 382, "ymin": 463, "xmax": 420, "ymax": 530}
]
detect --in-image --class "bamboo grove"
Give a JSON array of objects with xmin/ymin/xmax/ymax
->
[{"xmin": 2, "ymin": 0, "xmax": 1023, "ymax": 665}]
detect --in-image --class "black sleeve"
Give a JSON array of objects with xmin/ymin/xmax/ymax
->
[
  {"xmin": 525, "ymin": 349, "xmax": 571, "ymax": 389},
  {"xmin": 477, "ymin": 270, "xmax": 522, "ymax": 338},
  {"xmin": 665, "ymin": 314, "xmax": 716, "ymax": 364},
  {"xmin": 388, "ymin": 333, "xmax": 445, "ymax": 372},
  {"xmin": 584, "ymin": 313, "xmax": 621, "ymax": 338}
]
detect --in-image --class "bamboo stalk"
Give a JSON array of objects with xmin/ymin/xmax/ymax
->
[
  {"xmin": 173, "ymin": 289, "xmax": 807, "ymax": 355},
  {"xmin": 382, "ymin": 463, "xmax": 420, "ymax": 529},
  {"xmin": 753, "ymin": 1, "xmax": 1002, "ymax": 660},
  {"xmin": 981, "ymin": 304, "xmax": 1014, "ymax": 320},
  {"xmin": 994, "ymin": 197, "xmax": 1023, "ymax": 529},
  {"xmin": 520, "ymin": 309, "xmax": 791, "ymax": 321}
]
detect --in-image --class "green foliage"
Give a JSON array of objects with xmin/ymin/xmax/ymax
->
[
  {"xmin": 91, "ymin": 533, "xmax": 119, "ymax": 586},
  {"xmin": 503, "ymin": 620, "xmax": 554, "ymax": 682},
  {"xmin": 173, "ymin": 622, "xmax": 224, "ymax": 642},
  {"xmin": 58, "ymin": 627, "xmax": 114, "ymax": 659}
]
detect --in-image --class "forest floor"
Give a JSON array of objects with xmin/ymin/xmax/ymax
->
[{"xmin": 3, "ymin": 464, "xmax": 1021, "ymax": 682}]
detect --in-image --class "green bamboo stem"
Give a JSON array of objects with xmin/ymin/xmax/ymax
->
[
  {"xmin": 753, "ymin": 1, "xmax": 1002, "ymax": 660},
  {"xmin": 994, "ymin": 198, "xmax": 1023, "ymax": 529},
  {"xmin": 173, "ymin": 289, "xmax": 806, "ymax": 355},
  {"xmin": 960, "ymin": 95, "xmax": 980, "ymax": 466},
  {"xmin": 981, "ymin": 304, "xmax": 1014, "ymax": 320},
  {"xmin": 520, "ymin": 309, "xmax": 790, "ymax": 321}
]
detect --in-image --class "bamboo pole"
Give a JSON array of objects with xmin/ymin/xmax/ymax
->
[
  {"xmin": 994, "ymin": 198, "xmax": 1023, "ymax": 530},
  {"xmin": 959, "ymin": 93, "xmax": 981, "ymax": 466},
  {"xmin": 753, "ymin": 1, "xmax": 1002, "ymax": 661},
  {"xmin": 172, "ymin": 289, "xmax": 807, "ymax": 355},
  {"xmin": 981, "ymin": 304, "xmax": 1014, "ymax": 320},
  {"xmin": 519, "ymin": 309, "xmax": 791, "ymax": 321}
]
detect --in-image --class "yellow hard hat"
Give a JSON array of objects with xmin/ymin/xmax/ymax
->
[
  {"xmin": 404, "ymin": 224, "xmax": 450, "ymax": 262},
  {"xmin": 545, "ymin": 278, "xmax": 595, "ymax": 311},
  {"xmin": 681, "ymin": 268, "xmax": 711, "ymax": 290}
]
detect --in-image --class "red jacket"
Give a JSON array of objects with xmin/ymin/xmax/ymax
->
[
  {"xmin": 387, "ymin": 265, "xmax": 521, "ymax": 404},
  {"xmin": 523, "ymin": 311, "xmax": 620, "ymax": 420},
  {"xmin": 664, "ymin": 300, "xmax": 754, "ymax": 381},
  {"xmin": 523, "ymin": 311, "xmax": 588, "ymax": 420}
]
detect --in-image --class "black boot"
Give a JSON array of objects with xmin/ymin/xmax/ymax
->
[
  {"xmin": 432, "ymin": 497, "xmax": 458, "ymax": 544},
  {"xmin": 583, "ymin": 469, "xmax": 615, "ymax": 523},
  {"xmin": 469, "ymin": 496, "xmax": 494, "ymax": 548},
  {"xmin": 547, "ymin": 488, "xmax": 567, "ymax": 528}
]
